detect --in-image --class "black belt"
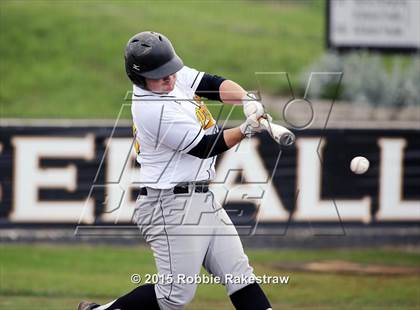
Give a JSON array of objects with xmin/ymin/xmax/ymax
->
[{"xmin": 139, "ymin": 182, "xmax": 209, "ymax": 196}]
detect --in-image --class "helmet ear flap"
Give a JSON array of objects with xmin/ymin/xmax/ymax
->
[
  {"xmin": 137, "ymin": 76, "xmax": 147, "ymax": 90},
  {"xmin": 126, "ymin": 71, "xmax": 147, "ymax": 90}
]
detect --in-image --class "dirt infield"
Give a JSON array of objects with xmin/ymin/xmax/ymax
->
[{"xmin": 272, "ymin": 260, "xmax": 420, "ymax": 275}]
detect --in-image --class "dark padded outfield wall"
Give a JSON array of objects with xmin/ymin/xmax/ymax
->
[{"xmin": 1, "ymin": 125, "xmax": 419, "ymax": 246}]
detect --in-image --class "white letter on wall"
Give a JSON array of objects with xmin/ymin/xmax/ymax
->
[
  {"xmin": 11, "ymin": 136, "xmax": 95, "ymax": 223},
  {"xmin": 212, "ymin": 138, "xmax": 289, "ymax": 222},
  {"xmin": 376, "ymin": 138, "xmax": 420, "ymax": 221},
  {"xmin": 101, "ymin": 138, "xmax": 140, "ymax": 223}
]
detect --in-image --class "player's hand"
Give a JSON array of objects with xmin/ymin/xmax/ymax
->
[
  {"xmin": 259, "ymin": 113, "xmax": 272, "ymax": 124},
  {"xmin": 242, "ymin": 93, "xmax": 265, "ymax": 119},
  {"xmin": 239, "ymin": 114, "xmax": 263, "ymax": 137}
]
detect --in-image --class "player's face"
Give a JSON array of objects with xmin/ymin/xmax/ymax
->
[{"xmin": 146, "ymin": 74, "xmax": 177, "ymax": 93}]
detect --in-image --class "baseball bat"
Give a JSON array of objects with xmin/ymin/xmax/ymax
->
[{"xmin": 259, "ymin": 118, "xmax": 295, "ymax": 146}]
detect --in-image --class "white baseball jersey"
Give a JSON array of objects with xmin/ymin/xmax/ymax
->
[{"xmin": 131, "ymin": 66, "xmax": 218, "ymax": 189}]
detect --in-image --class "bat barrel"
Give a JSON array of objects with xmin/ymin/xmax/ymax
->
[
  {"xmin": 280, "ymin": 132, "xmax": 295, "ymax": 146},
  {"xmin": 260, "ymin": 118, "xmax": 295, "ymax": 146}
]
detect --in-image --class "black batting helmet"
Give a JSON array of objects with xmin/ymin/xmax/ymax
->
[{"xmin": 124, "ymin": 31, "xmax": 183, "ymax": 87}]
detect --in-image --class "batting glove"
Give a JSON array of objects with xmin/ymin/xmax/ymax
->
[
  {"xmin": 240, "ymin": 114, "xmax": 264, "ymax": 137},
  {"xmin": 242, "ymin": 93, "xmax": 265, "ymax": 119}
]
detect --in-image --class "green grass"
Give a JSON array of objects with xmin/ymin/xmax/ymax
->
[
  {"xmin": 0, "ymin": 0, "xmax": 325, "ymax": 119},
  {"xmin": 0, "ymin": 244, "xmax": 419, "ymax": 309}
]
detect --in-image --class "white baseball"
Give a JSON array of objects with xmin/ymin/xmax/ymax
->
[{"xmin": 350, "ymin": 156, "xmax": 370, "ymax": 174}]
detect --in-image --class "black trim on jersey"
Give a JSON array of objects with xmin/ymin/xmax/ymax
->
[
  {"xmin": 175, "ymin": 99, "xmax": 200, "ymax": 107},
  {"xmin": 190, "ymin": 72, "xmax": 201, "ymax": 89},
  {"xmin": 195, "ymin": 73, "xmax": 226, "ymax": 101},
  {"xmin": 134, "ymin": 94, "xmax": 154, "ymax": 97},
  {"xmin": 188, "ymin": 100, "xmax": 200, "ymax": 107},
  {"xmin": 181, "ymin": 127, "xmax": 203, "ymax": 152},
  {"xmin": 187, "ymin": 129, "xmax": 228, "ymax": 159},
  {"xmin": 133, "ymin": 94, "xmax": 176, "ymax": 98}
]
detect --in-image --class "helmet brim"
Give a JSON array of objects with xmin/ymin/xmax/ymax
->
[{"xmin": 141, "ymin": 54, "xmax": 184, "ymax": 79}]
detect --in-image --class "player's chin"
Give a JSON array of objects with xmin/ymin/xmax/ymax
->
[{"xmin": 164, "ymin": 84, "xmax": 175, "ymax": 92}]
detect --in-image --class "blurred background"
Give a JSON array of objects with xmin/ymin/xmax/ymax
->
[{"xmin": 0, "ymin": 0, "xmax": 419, "ymax": 309}]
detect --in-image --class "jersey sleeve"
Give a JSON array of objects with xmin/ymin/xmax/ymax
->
[
  {"xmin": 176, "ymin": 66, "xmax": 205, "ymax": 94},
  {"xmin": 133, "ymin": 101, "xmax": 204, "ymax": 154},
  {"xmin": 159, "ymin": 106, "xmax": 204, "ymax": 153}
]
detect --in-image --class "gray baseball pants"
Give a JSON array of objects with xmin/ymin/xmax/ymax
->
[{"xmin": 133, "ymin": 186, "xmax": 255, "ymax": 310}]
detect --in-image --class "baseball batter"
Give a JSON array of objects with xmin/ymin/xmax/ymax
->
[{"xmin": 78, "ymin": 31, "xmax": 272, "ymax": 310}]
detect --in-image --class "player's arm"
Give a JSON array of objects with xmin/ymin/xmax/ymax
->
[
  {"xmin": 195, "ymin": 74, "xmax": 246, "ymax": 103},
  {"xmin": 187, "ymin": 118, "xmax": 261, "ymax": 159},
  {"xmin": 187, "ymin": 129, "xmax": 238, "ymax": 159},
  {"xmin": 196, "ymin": 74, "xmax": 265, "ymax": 119}
]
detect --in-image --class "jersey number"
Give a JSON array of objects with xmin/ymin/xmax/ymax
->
[
  {"xmin": 132, "ymin": 124, "xmax": 141, "ymax": 155},
  {"xmin": 194, "ymin": 96, "xmax": 215, "ymax": 130}
]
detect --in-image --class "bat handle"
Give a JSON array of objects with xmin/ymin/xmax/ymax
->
[
  {"xmin": 259, "ymin": 117, "xmax": 270, "ymax": 129},
  {"xmin": 259, "ymin": 118, "xmax": 296, "ymax": 146}
]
